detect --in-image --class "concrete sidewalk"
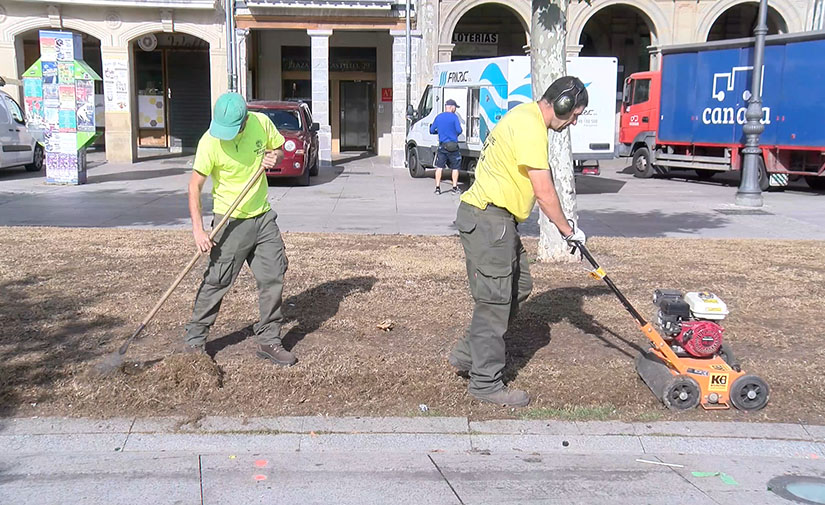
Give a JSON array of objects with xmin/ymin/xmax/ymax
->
[
  {"xmin": 1, "ymin": 152, "xmax": 824, "ymax": 239},
  {"xmin": 1, "ymin": 416, "xmax": 823, "ymax": 504}
]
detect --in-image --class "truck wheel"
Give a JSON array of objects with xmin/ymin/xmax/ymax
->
[
  {"xmin": 408, "ymin": 147, "xmax": 425, "ymax": 178},
  {"xmin": 757, "ymin": 158, "xmax": 770, "ymax": 191},
  {"xmin": 632, "ymin": 147, "xmax": 655, "ymax": 178},
  {"xmin": 463, "ymin": 158, "xmax": 477, "ymax": 177},
  {"xmin": 805, "ymin": 176, "xmax": 825, "ymax": 191}
]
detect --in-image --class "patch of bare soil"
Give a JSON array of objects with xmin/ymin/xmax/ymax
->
[{"xmin": 0, "ymin": 227, "xmax": 823, "ymax": 423}]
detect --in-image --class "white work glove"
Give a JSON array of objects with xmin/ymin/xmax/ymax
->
[{"xmin": 563, "ymin": 226, "xmax": 587, "ymax": 246}]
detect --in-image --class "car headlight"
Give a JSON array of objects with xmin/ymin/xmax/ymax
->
[{"xmin": 284, "ymin": 140, "xmax": 296, "ymax": 152}]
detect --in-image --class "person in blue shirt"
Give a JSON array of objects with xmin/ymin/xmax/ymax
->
[{"xmin": 429, "ymin": 99, "xmax": 463, "ymax": 194}]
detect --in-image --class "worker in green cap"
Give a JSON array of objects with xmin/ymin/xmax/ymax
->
[{"xmin": 182, "ymin": 92, "xmax": 297, "ymax": 366}]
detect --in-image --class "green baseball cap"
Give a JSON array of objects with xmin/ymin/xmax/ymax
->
[{"xmin": 209, "ymin": 92, "xmax": 247, "ymax": 140}]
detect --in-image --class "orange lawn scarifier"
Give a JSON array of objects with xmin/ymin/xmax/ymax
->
[{"xmin": 575, "ymin": 243, "xmax": 769, "ymax": 411}]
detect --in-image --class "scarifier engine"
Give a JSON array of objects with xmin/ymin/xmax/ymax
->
[{"xmin": 653, "ymin": 290, "xmax": 728, "ymax": 358}]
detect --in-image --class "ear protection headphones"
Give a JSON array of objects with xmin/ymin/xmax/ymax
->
[{"xmin": 553, "ymin": 79, "xmax": 586, "ymax": 117}]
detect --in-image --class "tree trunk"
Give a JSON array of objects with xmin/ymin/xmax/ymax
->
[{"xmin": 531, "ymin": 0, "xmax": 578, "ymax": 263}]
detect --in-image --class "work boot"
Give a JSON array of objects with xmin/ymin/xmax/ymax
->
[
  {"xmin": 447, "ymin": 353, "xmax": 471, "ymax": 379},
  {"xmin": 256, "ymin": 343, "xmax": 297, "ymax": 367},
  {"xmin": 471, "ymin": 387, "xmax": 530, "ymax": 408}
]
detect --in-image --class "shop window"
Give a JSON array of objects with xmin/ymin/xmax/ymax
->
[{"xmin": 283, "ymin": 79, "xmax": 311, "ymax": 105}]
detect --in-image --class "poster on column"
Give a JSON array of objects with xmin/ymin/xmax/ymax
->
[
  {"xmin": 59, "ymin": 85, "xmax": 75, "ymax": 109},
  {"xmin": 42, "ymin": 61, "xmax": 58, "ymax": 84},
  {"xmin": 75, "ymin": 80, "xmax": 95, "ymax": 132},
  {"xmin": 103, "ymin": 57, "xmax": 129, "ymax": 112},
  {"xmin": 54, "ymin": 32, "xmax": 75, "ymax": 62},
  {"xmin": 57, "ymin": 62, "xmax": 74, "ymax": 84},
  {"xmin": 40, "ymin": 35, "xmax": 57, "ymax": 62}
]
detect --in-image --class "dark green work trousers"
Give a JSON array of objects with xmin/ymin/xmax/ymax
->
[
  {"xmin": 184, "ymin": 209, "xmax": 288, "ymax": 347},
  {"xmin": 452, "ymin": 201, "xmax": 533, "ymax": 394}
]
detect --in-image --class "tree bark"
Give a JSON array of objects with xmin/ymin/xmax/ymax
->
[{"xmin": 531, "ymin": 0, "xmax": 579, "ymax": 263}]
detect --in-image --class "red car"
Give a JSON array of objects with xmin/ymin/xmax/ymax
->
[{"xmin": 247, "ymin": 100, "xmax": 320, "ymax": 185}]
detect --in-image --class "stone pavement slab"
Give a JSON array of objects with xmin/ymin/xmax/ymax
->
[
  {"xmin": 123, "ymin": 432, "xmax": 302, "ymax": 453},
  {"xmin": 634, "ymin": 420, "xmax": 812, "ymax": 440},
  {"xmin": 200, "ymin": 452, "xmax": 460, "ymax": 505},
  {"xmin": 431, "ymin": 452, "xmax": 715, "ymax": 505},
  {"xmin": 639, "ymin": 435, "xmax": 824, "ymax": 459},
  {"xmin": 298, "ymin": 433, "xmax": 471, "ymax": 453},
  {"xmin": 0, "ymin": 433, "xmax": 128, "ymax": 453},
  {"xmin": 470, "ymin": 434, "xmax": 644, "ymax": 454},
  {"xmin": 0, "ymin": 452, "xmax": 200, "ymax": 505}
]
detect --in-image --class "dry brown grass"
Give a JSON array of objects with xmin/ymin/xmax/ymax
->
[{"xmin": 0, "ymin": 227, "xmax": 823, "ymax": 423}]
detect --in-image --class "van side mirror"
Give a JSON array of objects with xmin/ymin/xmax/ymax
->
[
  {"xmin": 406, "ymin": 104, "xmax": 415, "ymax": 118},
  {"xmin": 310, "ymin": 122, "xmax": 319, "ymax": 132}
]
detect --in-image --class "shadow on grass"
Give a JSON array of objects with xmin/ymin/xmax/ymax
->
[
  {"xmin": 206, "ymin": 276, "xmax": 377, "ymax": 356},
  {"xmin": 0, "ymin": 278, "xmax": 124, "ymax": 417},
  {"xmin": 503, "ymin": 285, "xmax": 646, "ymax": 384}
]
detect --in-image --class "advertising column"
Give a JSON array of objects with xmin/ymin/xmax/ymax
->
[{"xmin": 21, "ymin": 30, "xmax": 101, "ymax": 185}]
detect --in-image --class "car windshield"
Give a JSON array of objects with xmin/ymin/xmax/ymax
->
[{"xmin": 261, "ymin": 109, "xmax": 301, "ymax": 131}]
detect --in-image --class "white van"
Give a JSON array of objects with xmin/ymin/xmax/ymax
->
[
  {"xmin": 405, "ymin": 56, "xmax": 618, "ymax": 178},
  {"xmin": 0, "ymin": 78, "xmax": 43, "ymax": 172}
]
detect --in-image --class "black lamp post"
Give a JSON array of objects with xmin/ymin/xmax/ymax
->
[{"xmin": 736, "ymin": 0, "xmax": 769, "ymax": 207}]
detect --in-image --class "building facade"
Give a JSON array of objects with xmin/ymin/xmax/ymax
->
[{"xmin": 0, "ymin": 0, "xmax": 818, "ymax": 166}]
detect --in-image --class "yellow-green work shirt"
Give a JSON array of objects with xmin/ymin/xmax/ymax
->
[
  {"xmin": 461, "ymin": 102, "xmax": 549, "ymax": 222},
  {"xmin": 192, "ymin": 111, "xmax": 285, "ymax": 219}
]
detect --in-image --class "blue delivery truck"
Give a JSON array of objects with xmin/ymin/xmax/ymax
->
[{"xmin": 619, "ymin": 31, "xmax": 825, "ymax": 190}]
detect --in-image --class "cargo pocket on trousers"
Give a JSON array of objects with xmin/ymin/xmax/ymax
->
[
  {"xmin": 205, "ymin": 258, "xmax": 234, "ymax": 288},
  {"xmin": 472, "ymin": 263, "xmax": 513, "ymax": 305}
]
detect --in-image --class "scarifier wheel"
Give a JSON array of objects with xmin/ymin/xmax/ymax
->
[
  {"xmin": 662, "ymin": 375, "xmax": 701, "ymax": 410},
  {"xmin": 729, "ymin": 375, "xmax": 770, "ymax": 411}
]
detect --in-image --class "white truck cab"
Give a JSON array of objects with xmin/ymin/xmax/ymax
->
[{"xmin": 405, "ymin": 56, "xmax": 618, "ymax": 178}]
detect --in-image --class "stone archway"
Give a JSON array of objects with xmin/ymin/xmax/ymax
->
[
  {"xmin": 568, "ymin": 0, "xmax": 669, "ymax": 49},
  {"xmin": 450, "ymin": 3, "xmax": 529, "ymax": 61},
  {"xmin": 698, "ymin": 0, "xmax": 801, "ymax": 42},
  {"xmin": 575, "ymin": 3, "xmax": 664, "ymax": 97},
  {"xmin": 439, "ymin": 0, "xmax": 530, "ymax": 60},
  {"xmin": 130, "ymin": 31, "xmax": 212, "ymax": 157},
  {"xmin": 12, "ymin": 28, "xmax": 106, "ymax": 152},
  {"xmin": 705, "ymin": 2, "xmax": 789, "ymax": 41}
]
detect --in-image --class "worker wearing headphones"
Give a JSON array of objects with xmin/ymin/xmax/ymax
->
[{"xmin": 449, "ymin": 76, "xmax": 589, "ymax": 407}]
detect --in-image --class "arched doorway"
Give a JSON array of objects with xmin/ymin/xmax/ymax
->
[
  {"xmin": 450, "ymin": 4, "xmax": 528, "ymax": 61},
  {"xmin": 707, "ymin": 3, "xmax": 788, "ymax": 41},
  {"xmin": 131, "ymin": 32, "xmax": 211, "ymax": 158},
  {"xmin": 579, "ymin": 5, "xmax": 658, "ymax": 99},
  {"xmin": 14, "ymin": 29, "xmax": 105, "ymax": 153}
]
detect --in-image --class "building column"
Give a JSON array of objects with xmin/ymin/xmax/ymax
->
[
  {"xmin": 390, "ymin": 30, "xmax": 409, "ymax": 169},
  {"xmin": 308, "ymin": 29, "xmax": 332, "ymax": 167},
  {"xmin": 566, "ymin": 44, "xmax": 584, "ymax": 58},
  {"xmin": 236, "ymin": 28, "xmax": 250, "ymax": 99},
  {"xmin": 437, "ymin": 42, "xmax": 454, "ymax": 63},
  {"xmin": 648, "ymin": 45, "xmax": 662, "ymax": 71},
  {"xmin": 100, "ymin": 45, "xmax": 134, "ymax": 163}
]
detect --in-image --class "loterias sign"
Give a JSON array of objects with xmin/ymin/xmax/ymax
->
[{"xmin": 452, "ymin": 33, "xmax": 498, "ymax": 45}]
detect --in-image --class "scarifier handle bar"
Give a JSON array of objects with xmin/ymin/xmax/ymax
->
[{"xmin": 574, "ymin": 242, "xmax": 649, "ymax": 327}]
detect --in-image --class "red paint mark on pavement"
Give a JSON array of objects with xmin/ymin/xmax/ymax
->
[
  {"xmin": 253, "ymin": 474, "xmax": 267, "ymax": 481},
  {"xmin": 254, "ymin": 459, "xmax": 268, "ymax": 467}
]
